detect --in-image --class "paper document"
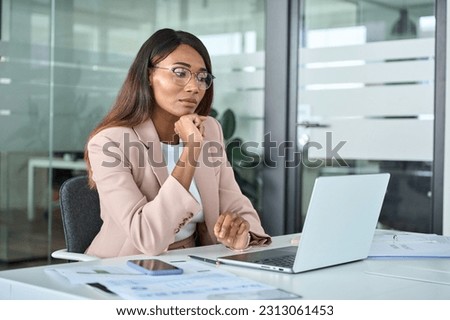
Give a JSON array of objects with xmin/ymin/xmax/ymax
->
[
  {"xmin": 46, "ymin": 265, "xmax": 144, "ymax": 284},
  {"xmin": 369, "ymin": 232, "xmax": 450, "ymax": 258},
  {"xmin": 46, "ymin": 260, "xmax": 300, "ymax": 300},
  {"xmin": 102, "ymin": 269, "xmax": 298, "ymax": 300}
]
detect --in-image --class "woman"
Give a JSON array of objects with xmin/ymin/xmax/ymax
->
[{"xmin": 85, "ymin": 28, "xmax": 271, "ymax": 258}]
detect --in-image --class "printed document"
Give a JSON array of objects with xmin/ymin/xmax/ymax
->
[
  {"xmin": 46, "ymin": 260, "xmax": 300, "ymax": 300},
  {"xmin": 369, "ymin": 232, "xmax": 450, "ymax": 258}
]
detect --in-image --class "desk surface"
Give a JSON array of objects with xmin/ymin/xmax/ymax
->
[
  {"xmin": 27, "ymin": 157, "xmax": 87, "ymax": 220},
  {"xmin": 28, "ymin": 157, "xmax": 87, "ymax": 170},
  {"xmin": 1, "ymin": 233, "xmax": 450, "ymax": 300}
]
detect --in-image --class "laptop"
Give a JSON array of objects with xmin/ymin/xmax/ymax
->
[{"xmin": 217, "ymin": 173, "xmax": 390, "ymax": 273}]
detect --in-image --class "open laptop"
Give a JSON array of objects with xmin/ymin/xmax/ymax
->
[{"xmin": 217, "ymin": 173, "xmax": 390, "ymax": 274}]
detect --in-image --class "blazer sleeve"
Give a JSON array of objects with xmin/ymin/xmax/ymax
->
[
  {"xmin": 209, "ymin": 119, "xmax": 272, "ymax": 246},
  {"xmin": 87, "ymin": 130, "xmax": 202, "ymax": 256}
]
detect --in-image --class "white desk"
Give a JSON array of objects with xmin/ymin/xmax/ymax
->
[
  {"xmin": 1, "ymin": 233, "xmax": 450, "ymax": 299},
  {"xmin": 27, "ymin": 157, "xmax": 86, "ymax": 221}
]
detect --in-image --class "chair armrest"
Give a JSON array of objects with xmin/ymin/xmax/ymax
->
[{"xmin": 51, "ymin": 248, "xmax": 100, "ymax": 262}]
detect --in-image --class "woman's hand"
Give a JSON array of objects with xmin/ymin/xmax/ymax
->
[
  {"xmin": 174, "ymin": 114, "xmax": 206, "ymax": 146},
  {"xmin": 214, "ymin": 212, "xmax": 250, "ymax": 250},
  {"xmin": 171, "ymin": 114, "xmax": 206, "ymax": 191}
]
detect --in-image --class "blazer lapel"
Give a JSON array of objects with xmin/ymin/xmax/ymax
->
[
  {"xmin": 132, "ymin": 119, "xmax": 168, "ymax": 187},
  {"xmin": 194, "ymin": 141, "xmax": 220, "ymax": 242},
  {"xmin": 134, "ymin": 119, "xmax": 219, "ymax": 241}
]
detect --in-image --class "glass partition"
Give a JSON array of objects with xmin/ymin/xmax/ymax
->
[
  {"xmin": 297, "ymin": 0, "xmax": 436, "ymax": 233},
  {"xmin": 0, "ymin": 0, "xmax": 53, "ymax": 263}
]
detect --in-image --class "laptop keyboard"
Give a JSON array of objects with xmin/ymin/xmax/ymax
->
[{"xmin": 255, "ymin": 254, "xmax": 295, "ymax": 268}]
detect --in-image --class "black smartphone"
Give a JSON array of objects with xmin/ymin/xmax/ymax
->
[{"xmin": 126, "ymin": 259, "xmax": 183, "ymax": 275}]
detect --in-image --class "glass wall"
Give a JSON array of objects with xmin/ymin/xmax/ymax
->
[
  {"xmin": 0, "ymin": 0, "xmax": 265, "ymax": 266},
  {"xmin": 0, "ymin": 0, "xmax": 54, "ymax": 263},
  {"xmin": 297, "ymin": 0, "xmax": 436, "ymax": 232}
]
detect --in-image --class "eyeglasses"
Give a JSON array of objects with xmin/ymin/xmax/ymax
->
[{"xmin": 153, "ymin": 66, "xmax": 214, "ymax": 90}]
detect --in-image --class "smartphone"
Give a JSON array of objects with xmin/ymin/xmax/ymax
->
[{"xmin": 126, "ymin": 259, "xmax": 183, "ymax": 275}]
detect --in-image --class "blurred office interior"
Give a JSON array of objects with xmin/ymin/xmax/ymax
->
[{"xmin": 0, "ymin": 0, "xmax": 447, "ymax": 270}]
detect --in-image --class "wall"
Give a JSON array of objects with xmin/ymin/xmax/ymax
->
[{"xmin": 444, "ymin": 1, "xmax": 450, "ymax": 236}]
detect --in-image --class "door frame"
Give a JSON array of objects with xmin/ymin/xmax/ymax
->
[{"xmin": 263, "ymin": 0, "xmax": 446, "ymax": 235}]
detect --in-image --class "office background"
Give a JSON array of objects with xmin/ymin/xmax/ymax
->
[{"xmin": 0, "ymin": 0, "xmax": 447, "ymax": 269}]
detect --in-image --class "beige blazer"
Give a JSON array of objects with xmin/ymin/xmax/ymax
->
[{"xmin": 85, "ymin": 116, "xmax": 270, "ymax": 258}]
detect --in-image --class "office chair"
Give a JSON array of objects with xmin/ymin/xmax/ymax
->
[{"xmin": 51, "ymin": 175, "xmax": 102, "ymax": 261}]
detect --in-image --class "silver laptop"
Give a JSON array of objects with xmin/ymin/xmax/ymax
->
[{"xmin": 217, "ymin": 173, "xmax": 390, "ymax": 274}]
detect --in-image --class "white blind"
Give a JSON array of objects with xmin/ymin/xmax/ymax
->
[{"xmin": 299, "ymin": 38, "xmax": 434, "ymax": 161}]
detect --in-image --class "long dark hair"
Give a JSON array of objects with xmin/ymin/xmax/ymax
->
[{"xmin": 85, "ymin": 28, "xmax": 214, "ymax": 187}]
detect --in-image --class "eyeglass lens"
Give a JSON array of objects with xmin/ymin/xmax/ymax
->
[{"xmin": 170, "ymin": 67, "xmax": 213, "ymax": 90}]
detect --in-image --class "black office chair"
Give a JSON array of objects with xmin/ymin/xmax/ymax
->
[{"xmin": 51, "ymin": 175, "xmax": 102, "ymax": 261}]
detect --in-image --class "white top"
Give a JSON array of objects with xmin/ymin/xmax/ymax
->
[{"xmin": 162, "ymin": 142, "xmax": 204, "ymax": 242}]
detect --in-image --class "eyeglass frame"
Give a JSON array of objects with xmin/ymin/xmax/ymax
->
[{"xmin": 151, "ymin": 65, "xmax": 215, "ymax": 90}]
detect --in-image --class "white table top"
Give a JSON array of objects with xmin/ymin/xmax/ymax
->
[
  {"xmin": 28, "ymin": 157, "xmax": 86, "ymax": 170},
  {"xmin": 1, "ymin": 233, "xmax": 450, "ymax": 300}
]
